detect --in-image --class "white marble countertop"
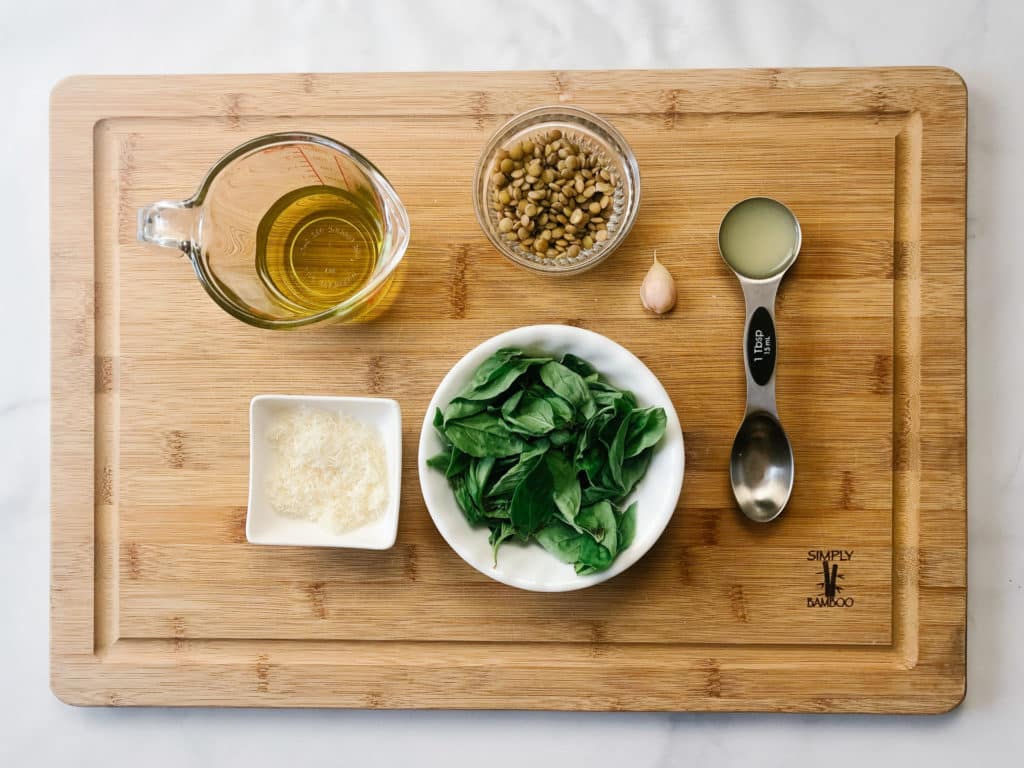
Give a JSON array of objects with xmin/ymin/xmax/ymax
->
[{"xmin": 3, "ymin": 0, "xmax": 1021, "ymax": 764}]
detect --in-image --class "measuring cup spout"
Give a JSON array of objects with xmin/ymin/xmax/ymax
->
[{"xmin": 138, "ymin": 200, "xmax": 198, "ymax": 254}]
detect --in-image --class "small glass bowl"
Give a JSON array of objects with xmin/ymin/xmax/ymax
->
[{"xmin": 473, "ymin": 106, "xmax": 641, "ymax": 275}]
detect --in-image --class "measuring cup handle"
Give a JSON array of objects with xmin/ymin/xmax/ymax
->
[
  {"xmin": 740, "ymin": 278, "xmax": 781, "ymax": 417},
  {"xmin": 137, "ymin": 200, "xmax": 197, "ymax": 254}
]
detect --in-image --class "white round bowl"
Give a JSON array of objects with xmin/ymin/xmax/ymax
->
[{"xmin": 417, "ymin": 324, "xmax": 684, "ymax": 592}]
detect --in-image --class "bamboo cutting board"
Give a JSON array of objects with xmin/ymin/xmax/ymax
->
[{"xmin": 50, "ymin": 68, "xmax": 966, "ymax": 711}]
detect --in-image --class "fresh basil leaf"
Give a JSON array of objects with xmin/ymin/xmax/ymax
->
[
  {"xmin": 443, "ymin": 397, "xmax": 486, "ymax": 424},
  {"xmin": 432, "ymin": 407, "xmax": 450, "ymax": 447},
  {"xmin": 545, "ymin": 394, "xmax": 575, "ymax": 427},
  {"xmin": 539, "ymin": 361, "xmax": 593, "ymax": 414},
  {"xmin": 453, "ymin": 453, "xmax": 473, "ymax": 477},
  {"xmin": 607, "ymin": 415, "xmax": 630, "ymax": 488},
  {"xmin": 585, "ymin": 379, "xmax": 634, "ymax": 401},
  {"xmin": 500, "ymin": 389, "xmax": 525, "ymax": 417},
  {"xmin": 592, "ymin": 389, "xmax": 624, "ymax": 408},
  {"xmin": 453, "ymin": 476, "xmax": 484, "ymax": 525},
  {"xmin": 577, "ymin": 500, "xmax": 618, "ymax": 556},
  {"xmin": 462, "ymin": 349, "xmax": 520, "ymax": 389},
  {"xmin": 456, "ymin": 359, "xmax": 532, "ymax": 401},
  {"xmin": 560, "ymin": 353, "xmax": 598, "ymax": 379},
  {"xmin": 504, "ymin": 394, "xmax": 556, "ymax": 436},
  {"xmin": 470, "ymin": 456, "xmax": 496, "ymax": 508},
  {"xmin": 602, "ymin": 415, "xmax": 626, "ymax": 487},
  {"xmin": 488, "ymin": 521, "xmax": 515, "ymax": 565},
  {"xmin": 548, "ymin": 428, "xmax": 576, "ymax": 447},
  {"xmin": 535, "ymin": 521, "xmax": 584, "ymax": 564},
  {"xmin": 581, "ymin": 483, "xmax": 619, "ymax": 505},
  {"xmin": 509, "ymin": 459, "xmax": 554, "ymax": 538},
  {"xmin": 575, "ymin": 536, "xmax": 614, "ymax": 575},
  {"xmin": 576, "ymin": 405, "xmax": 615, "ymax": 462},
  {"xmin": 444, "ymin": 412, "xmax": 527, "ymax": 457},
  {"xmin": 427, "ymin": 446, "xmax": 471, "ymax": 478},
  {"xmin": 617, "ymin": 502, "xmax": 638, "ymax": 551},
  {"xmin": 576, "ymin": 446, "xmax": 605, "ymax": 486},
  {"xmin": 485, "ymin": 497, "xmax": 511, "ymax": 519},
  {"xmin": 426, "ymin": 451, "xmax": 449, "ymax": 472},
  {"xmin": 545, "ymin": 451, "xmax": 581, "ymax": 526},
  {"xmin": 617, "ymin": 448, "xmax": 653, "ymax": 498},
  {"xmin": 603, "ymin": 397, "xmax": 635, "ymax": 439},
  {"xmin": 523, "ymin": 386, "xmax": 575, "ymax": 428},
  {"xmin": 465, "ymin": 459, "xmax": 482, "ymax": 510},
  {"xmin": 457, "ymin": 350, "xmax": 551, "ymax": 402},
  {"xmin": 581, "ymin": 483, "xmax": 618, "ymax": 507},
  {"xmin": 624, "ymin": 407, "xmax": 667, "ymax": 458},
  {"xmin": 488, "ymin": 441, "xmax": 549, "ymax": 497}
]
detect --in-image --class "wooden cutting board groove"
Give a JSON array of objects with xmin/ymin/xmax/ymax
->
[{"xmin": 50, "ymin": 68, "xmax": 966, "ymax": 711}]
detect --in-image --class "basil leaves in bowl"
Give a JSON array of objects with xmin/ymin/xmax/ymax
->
[{"xmin": 417, "ymin": 325, "xmax": 684, "ymax": 592}]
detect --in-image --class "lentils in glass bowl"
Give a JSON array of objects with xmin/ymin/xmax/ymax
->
[{"xmin": 473, "ymin": 106, "xmax": 641, "ymax": 275}]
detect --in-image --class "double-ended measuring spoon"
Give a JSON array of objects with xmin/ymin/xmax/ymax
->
[{"xmin": 717, "ymin": 197, "xmax": 802, "ymax": 523}]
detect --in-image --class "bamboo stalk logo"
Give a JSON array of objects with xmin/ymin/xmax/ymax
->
[{"xmin": 819, "ymin": 561, "xmax": 843, "ymax": 598}]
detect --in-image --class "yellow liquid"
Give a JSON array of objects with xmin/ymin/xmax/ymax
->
[
  {"xmin": 256, "ymin": 185, "xmax": 384, "ymax": 313},
  {"xmin": 719, "ymin": 197, "xmax": 799, "ymax": 279}
]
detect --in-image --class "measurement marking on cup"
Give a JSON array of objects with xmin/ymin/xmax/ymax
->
[
  {"xmin": 295, "ymin": 146, "xmax": 324, "ymax": 184},
  {"xmin": 334, "ymin": 155, "xmax": 351, "ymax": 188}
]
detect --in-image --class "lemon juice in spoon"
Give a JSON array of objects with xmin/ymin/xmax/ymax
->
[{"xmin": 718, "ymin": 196, "xmax": 800, "ymax": 280}]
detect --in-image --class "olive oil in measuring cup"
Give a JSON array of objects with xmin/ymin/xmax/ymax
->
[
  {"xmin": 255, "ymin": 184, "xmax": 385, "ymax": 313},
  {"xmin": 138, "ymin": 133, "xmax": 409, "ymax": 329}
]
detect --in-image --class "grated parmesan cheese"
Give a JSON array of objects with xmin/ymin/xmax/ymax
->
[{"xmin": 264, "ymin": 406, "xmax": 388, "ymax": 534}]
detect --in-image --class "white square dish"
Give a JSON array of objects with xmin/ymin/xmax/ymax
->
[{"xmin": 247, "ymin": 395, "xmax": 402, "ymax": 549}]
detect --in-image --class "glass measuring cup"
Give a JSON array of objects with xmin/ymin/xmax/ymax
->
[{"xmin": 138, "ymin": 133, "xmax": 410, "ymax": 329}]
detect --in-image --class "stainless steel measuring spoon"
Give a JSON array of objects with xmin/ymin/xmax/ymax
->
[{"xmin": 717, "ymin": 197, "xmax": 802, "ymax": 523}]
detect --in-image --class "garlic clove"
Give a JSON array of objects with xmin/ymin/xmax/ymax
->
[{"xmin": 640, "ymin": 255, "xmax": 677, "ymax": 314}]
